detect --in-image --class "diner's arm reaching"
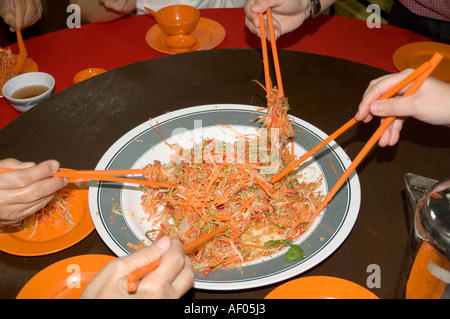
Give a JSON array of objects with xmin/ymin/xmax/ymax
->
[
  {"xmin": 0, "ymin": 159, "xmax": 68, "ymax": 225},
  {"xmin": 355, "ymin": 69, "xmax": 450, "ymax": 147},
  {"xmin": 81, "ymin": 236, "xmax": 194, "ymax": 298},
  {"xmin": 244, "ymin": 0, "xmax": 336, "ymax": 40}
]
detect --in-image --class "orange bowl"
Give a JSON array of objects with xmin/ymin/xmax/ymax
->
[
  {"xmin": 156, "ymin": 5, "xmax": 200, "ymax": 36},
  {"xmin": 73, "ymin": 68, "xmax": 107, "ymax": 84}
]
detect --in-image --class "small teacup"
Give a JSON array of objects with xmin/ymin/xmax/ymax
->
[
  {"xmin": 2, "ymin": 72, "xmax": 55, "ymax": 112},
  {"xmin": 156, "ymin": 5, "xmax": 200, "ymax": 36}
]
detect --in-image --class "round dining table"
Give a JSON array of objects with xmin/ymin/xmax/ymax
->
[{"xmin": 1, "ymin": 8, "xmax": 449, "ymax": 300}]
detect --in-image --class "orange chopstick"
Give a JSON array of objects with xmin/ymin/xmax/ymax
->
[
  {"xmin": 0, "ymin": 167, "xmax": 169, "ymax": 188},
  {"xmin": 59, "ymin": 168, "xmax": 151, "ymax": 176},
  {"xmin": 259, "ymin": 9, "xmax": 283, "ymax": 96},
  {"xmin": 294, "ymin": 52, "xmax": 443, "ymax": 227},
  {"xmin": 271, "ymin": 117, "xmax": 357, "ymax": 183},
  {"xmin": 266, "ymin": 9, "xmax": 283, "ymax": 97},
  {"xmin": 259, "ymin": 12, "xmax": 270, "ymax": 92},
  {"xmin": 55, "ymin": 171, "xmax": 169, "ymax": 188},
  {"xmin": 58, "ymin": 167, "xmax": 169, "ymax": 187},
  {"xmin": 13, "ymin": 30, "xmax": 27, "ymax": 75},
  {"xmin": 270, "ymin": 58, "xmax": 435, "ymax": 184},
  {"xmin": 127, "ymin": 225, "xmax": 228, "ymax": 293}
]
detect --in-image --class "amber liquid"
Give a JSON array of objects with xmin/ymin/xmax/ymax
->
[{"xmin": 11, "ymin": 85, "xmax": 49, "ymax": 99}]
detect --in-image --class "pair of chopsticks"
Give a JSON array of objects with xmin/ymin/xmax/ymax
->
[
  {"xmin": 271, "ymin": 52, "xmax": 443, "ymax": 222},
  {"xmin": 259, "ymin": 9, "xmax": 283, "ymax": 96},
  {"xmin": 126, "ymin": 224, "xmax": 228, "ymax": 293},
  {"xmin": 126, "ymin": 19, "xmax": 280, "ymax": 291},
  {"xmin": 57, "ymin": 168, "xmax": 170, "ymax": 187},
  {"xmin": 0, "ymin": 167, "xmax": 169, "ymax": 188}
]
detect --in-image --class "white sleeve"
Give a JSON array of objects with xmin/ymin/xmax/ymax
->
[{"xmin": 136, "ymin": 0, "xmax": 246, "ymax": 14}]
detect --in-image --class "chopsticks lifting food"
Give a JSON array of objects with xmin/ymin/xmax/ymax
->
[
  {"xmin": 271, "ymin": 52, "xmax": 443, "ymax": 225},
  {"xmin": 259, "ymin": 9, "xmax": 283, "ymax": 96},
  {"xmin": 126, "ymin": 224, "xmax": 228, "ymax": 293},
  {"xmin": 0, "ymin": 167, "xmax": 170, "ymax": 188},
  {"xmin": 270, "ymin": 53, "xmax": 442, "ymax": 184}
]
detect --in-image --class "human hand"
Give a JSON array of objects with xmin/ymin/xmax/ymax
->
[
  {"xmin": 244, "ymin": 0, "xmax": 310, "ymax": 40},
  {"xmin": 0, "ymin": 159, "xmax": 68, "ymax": 225},
  {"xmin": 99, "ymin": 0, "xmax": 137, "ymax": 14},
  {"xmin": 82, "ymin": 236, "xmax": 194, "ymax": 298},
  {"xmin": 0, "ymin": 0, "xmax": 42, "ymax": 31},
  {"xmin": 355, "ymin": 69, "xmax": 450, "ymax": 146}
]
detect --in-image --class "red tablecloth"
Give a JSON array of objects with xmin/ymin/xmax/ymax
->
[{"xmin": 0, "ymin": 8, "xmax": 431, "ymax": 129}]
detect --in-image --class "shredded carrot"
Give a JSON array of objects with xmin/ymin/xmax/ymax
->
[
  {"xmin": 134, "ymin": 83, "xmax": 322, "ymax": 276},
  {"xmin": 11, "ymin": 189, "xmax": 76, "ymax": 237},
  {"xmin": 206, "ymin": 162, "xmax": 226, "ymax": 193},
  {"xmin": 149, "ymin": 121, "xmax": 175, "ymax": 151},
  {"xmin": 0, "ymin": 48, "xmax": 18, "ymax": 89},
  {"xmin": 327, "ymin": 157, "xmax": 339, "ymax": 178},
  {"xmin": 235, "ymin": 163, "xmax": 276, "ymax": 199}
]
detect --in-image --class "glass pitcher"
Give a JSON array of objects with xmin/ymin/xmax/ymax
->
[{"xmin": 399, "ymin": 173, "xmax": 450, "ymax": 299}]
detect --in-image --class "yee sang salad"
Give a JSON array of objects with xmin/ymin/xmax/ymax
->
[
  {"xmin": 128, "ymin": 85, "xmax": 324, "ymax": 276},
  {"xmin": 0, "ymin": 48, "xmax": 18, "ymax": 88},
  {"xmin": 10, "ymin": 189, "xmax": 76, "ymax": 239}
]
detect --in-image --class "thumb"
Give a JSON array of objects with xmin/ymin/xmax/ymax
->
[
  {"xmin": 370, "ymin": 96, "xmax": 414, "ymax": 118},
  {"xmin": 250, "ymin": 2, "xmax": 268, "ymax": 14},
  {"xmin": 123, "ymin": 236, "xmax": 172, "ymax": 270}
]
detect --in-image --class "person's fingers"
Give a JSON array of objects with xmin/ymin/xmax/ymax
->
[
  {"xmin": 0, "ymin": 194, "xmax": 54, "ymax": 224},
  {"xmin": 100, "ymin": 0, "xmax": 136, "ymax": 13},
  {"xmin": 0, "ymin": 160, "xmax": 68, "ymax": 223},
  {"xmin": 377, "ymin": 117, "xmax": 405, "ymax": 147},
  {"xmin": 83, "ymin": 236, "xmax": 172, "ymax": 297},
  {"xmin": 168, "ymin": 255, "xmax": 194, "ymax": 297},
  {"xmin": 355, "ymin": 77, "xmax": 393, "ymax": 121},
  {"xmin": 355, "ymin": 70, "xmax": 414, "ymax": 122},
  {"xmin": 0, "ymin": 160, "xmax": 61, "ymax": 189},
  {"xmin": 245, "ymin": 0, "xmax": 285, "ymax": 39},
  {"xmin": 10, "ymin": 0, "xmax": 25, "ymax": 30},
  {"xmin": 249, "ymin": 0, "xmax": 273, "ymax": 15},
  {"xmin": 386, "ymin": 119, "xmax": 404, "ymax": 146},
  {"xmin": 4, "ymin": 0, "xmax": 43, "ymax": 30},
  {"xmin": 244, "ymin": 15, "xmax": 261, "ymax": 37},
  {"xmin": 4, "ymin": 174, "xmax": 65, "ymax": 202},
  {"xmin": 81, "ymin": 236, "xmax": 193, "ymax": 299},
  {"xmin": 138, "ymin": 238, "xmax": 193, "ymax": 298},
  {"xmin": 244, "ymin": 0, "xmax": 263, "ymax": 36},
  {"xmin": 0, "ymin": 158, "xmax": 35, "ymax": 170},
  {"xmin": 370, "ymin": 95, "xmax": 417, "ymax": 118},
  {"xmin": 22, "ymin": 0, "xmax": 43, "ymax": 29},
  {"xmin": 121, "ymin": 236, "xmax": 172, "ymax": 271},
  {"xmin": 142, "ymin": 238, "xmax": 185, "ymax": 284}
]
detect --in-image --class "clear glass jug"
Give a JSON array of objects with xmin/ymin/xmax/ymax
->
[{"xmin": 399, "ymin": 174, "xmax": 450, "ymax": 299}]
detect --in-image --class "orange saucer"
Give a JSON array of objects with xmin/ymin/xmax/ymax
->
[
  {"xmin": 73, "ymin": 68, "xmax": 107, "ymax": 84},
  {"xmin": 146, "ymin": 17, "xmax": 226, "ymax": 54},
  {"xmin": 22, "ymin": 57, "xmax": 38, "ymax": 73},
  {"xmin": 16, "ymin": 254, "xmax": 116, "ymax": 299},
  {"xmin": 393, "ymin": 42, "xmax": 450, "ymax": 82},
  {"xmin": 265, "ymin": 276, "xmax": 379, "ymax": 299},
  {"xmin": 0, "ymin": 186, "xmax": 94, "ymax": 256}
]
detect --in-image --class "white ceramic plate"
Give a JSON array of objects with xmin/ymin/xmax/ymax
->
[{"xmin": 89, "ymin": 104, "xmax": 361, "ymax": 290}]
